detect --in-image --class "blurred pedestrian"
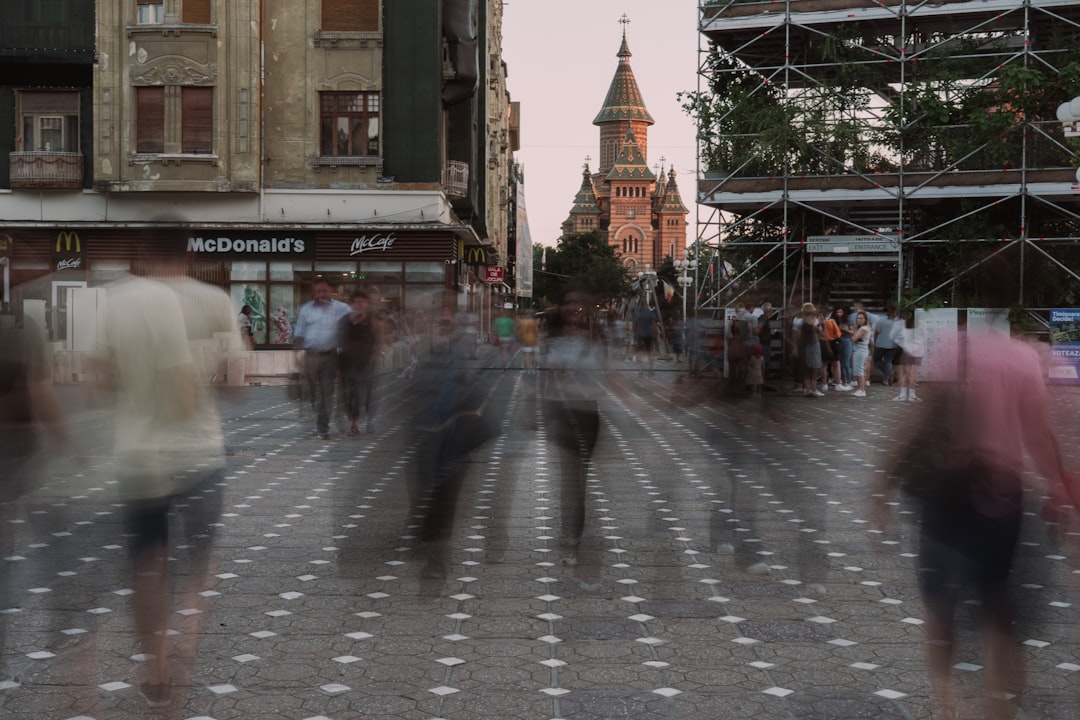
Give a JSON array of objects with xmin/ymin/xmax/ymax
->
[
  {"xmin": 833, "ymin": 305, "xmax": 854, "ymax": 390},
  {"xmin": 543, "ymin": 285, "xmax": 606, "ymax": 566},
  {"xmin": 633, "ymin": 303, "xmax": 658, "ymax": 373},
  {"xmin": 894, "ymin": 309, "xmax": 925, "ymax": 402},
  {"xmin": 873, "ymin": 304, "xmax": 901, "ymax": 386},
  {"xmin": 493, "ymin": 308, "xmax": 515, "ymax": 369},
  {"xmin": 873, "ymin": 270, "xmax": 1077, "ymax": 720},
  {"xmin": 338, "ymin": 289, "xmax": 382, "ymax": 436},
  {"xmin": 95, "ymin": 235, "xmax": 242, "ymax": 707},
  {"xmin": 517, "ymin": 312, "xmax": 540, "ymax": 374},
  {"xmin": 293, "ymin": 278, "xmax": 350, "ymax": 439},
  {"xmin": 0, "ymin": 311, "xmax": 66, "ymax": 671},
  {"xmin": 850, "ymin": 310, "xmax": 872, "ymax": 397},
  {"xmin": 746, "ymin": 343, "xmax": 765, "ymax": 397}
]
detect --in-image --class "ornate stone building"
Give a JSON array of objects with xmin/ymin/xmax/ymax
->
[{"xmin": 561, "ymin": 27, "xmax": 687, "ymax": 271}]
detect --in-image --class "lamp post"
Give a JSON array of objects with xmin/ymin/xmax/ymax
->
[
  {"xmin": 673, "ymin": 250, "xmax": 697, "ymax": 363},
  {"xmin": 673, "ymin": 251, "xmax": 697, "ymax": 322}
]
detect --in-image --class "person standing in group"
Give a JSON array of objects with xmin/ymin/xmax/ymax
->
[
  {"xmin": 338, "ymin": 289, "xmax": 383, "ymax": 436},
  {"xmin": 237, "ymin": 304, "xmax": 255, "ymax": 349},
  {"xmin": 821, "ymin": 309, "xmax": 844, "ymax": 391},
  {"xmin": 873, "ymin": 305, "xmax": 902, "ymax": 386},
  {"xmin": 793, "ymin": 303, "xmax": 824, "ymax": 397},
  {"xmin": 832, "ymin": 306, "xmax": 854, "ymax": 390},
  {"xmin": 493, "ymin": 308, "xmax": 516, "ymax": 369},
  {"xmin": 293, "ymin": 278, "xmax": 351, "ymax": 439},
  {"xmin": 894, "ymin": 309, "xmax": 925, "ymax": 401},
  {"xmin": 746, "ymin": 343, "xmax": 765, "ymax": 397},
  {"xmin": 850, "ymin": 310, "xmax": 872, "ymax": 397}
]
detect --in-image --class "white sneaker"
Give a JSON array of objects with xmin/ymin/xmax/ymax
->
[
  {"xmin": 908, "ymin": 395, "xmax": 921, "ymax": 402},
  {"xmin": 819, "ymin": 385, "xmax": 828, "ymax": 393},
  {"xmin": 836, "ymin": 384, "xmax": 852, "ymax": 391},
  {"xmin": 893, "ymin": 394, "xmax": 907, "ymax": 401},
  {"xmin": 813, "ymin": 390, "xmax": 825, "ymax": 397},
  {"xmin": 852, "ymin": 390, "xmax": 867, "ymax": 397}
]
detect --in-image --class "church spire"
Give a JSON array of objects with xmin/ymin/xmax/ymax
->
[
  {"xmin": 568, "ymin": 164, "xmax": 602, "ymax": 214},
  {"xmin": 593, "ymin": 18, "xmax": 655, "ymax": 126},
  {"xmin": 660, "ymin": 167, "xmax": 689, "ymax": 213},
  {"xmin": 607, "ymin": 130, "xmax": 655, "ymax": 181}
]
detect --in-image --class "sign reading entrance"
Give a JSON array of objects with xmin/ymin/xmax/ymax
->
[
  {"xmin": 483, "ymin": 266, "xmax": 504, "ymax": 283},
  {"xmin": 806, "ymin": 235, "xmax": 900, "ymax": 254}
]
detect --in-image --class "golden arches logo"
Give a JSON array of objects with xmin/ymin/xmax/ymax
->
[
  {"xmin": 464, "ymin": 246, "xmax": 489, "ymax": 265},
  {"xmin": 55, "ymin": 231, "xmax": 81, "ymax": 253}
]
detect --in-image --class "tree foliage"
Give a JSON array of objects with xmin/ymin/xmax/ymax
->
[{"xmin": 530, "ymin": 231, "xmax": 632, "ymax": 308}]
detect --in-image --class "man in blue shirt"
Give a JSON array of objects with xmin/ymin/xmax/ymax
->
[{"xmin": 293, "ymin": 279, "xmax": 351, "ymax": 438}]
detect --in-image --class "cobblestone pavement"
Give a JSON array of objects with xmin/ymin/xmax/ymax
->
[{"xmin": 2, "ymin": 359, "xmax": 1079, "ymax": 720}]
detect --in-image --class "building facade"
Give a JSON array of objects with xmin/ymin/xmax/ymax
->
[
  {"xmin": 0, "ymin": 0, "xmax": 519, "ymax": 347},
  {"xmin": 561, "ymin": 28, "xmax": 688, "ymax": 271}
]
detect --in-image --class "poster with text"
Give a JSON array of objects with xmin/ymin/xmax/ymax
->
[
  {"xmin": 915, "ymin": 308, "xmax": 958, "ymax": 381},
  {"xmin": 1048, "ymin": 308, "xmax": 1080, "ymax": 384}
]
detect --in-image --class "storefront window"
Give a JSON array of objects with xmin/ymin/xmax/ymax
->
[
  {"xmin": 405, "ymin": 262, "xmax": 445, "ymax": 282},
  {"xmin": 89, "ymin": 260, "xmax": 130, "ymax": 285},
  {"xmin": 270, "ymin": 261, "xmax": 311, "ymax": 281},
  {"xmin": 231, "ymin": 261, "xmax": 267, "ymax": 281},
  {"xmin": 405, "ymin": 285, "xmax": 447, "ymax": 315},
  {"xmin": 231, "ymin": 283, "xmax": 268, "ymax": 345},
  {"xmin": 360, "ymin": 261, "xmax": 402, "ymax": 283},
  {"xmin": 267, "ymin": 284, "xmax": 298, "ymax": 345}
]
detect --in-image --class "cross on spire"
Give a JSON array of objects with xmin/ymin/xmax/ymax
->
[
  {"xmin": 619, "ymin": 14, "xmax": 630, "ymax": 32},
  {"xmin": 583, "ymin": 155, "xmax": 591, "ymax": 170}
]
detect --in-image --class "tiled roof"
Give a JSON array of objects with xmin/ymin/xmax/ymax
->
[
  {"xmin": 607, "ymin": 130, "xmax": 656, "ymax": 181},
  {"xmin": 659, "ymin": 167, "xmax": 689, "ymax": 213},
  {"xmin": 568, "ymin": 165, "xmax": 602, "ymax": 214},
  {"xmin": 593, "ymin": 32, "xmax": 655, "ymax": 126}
]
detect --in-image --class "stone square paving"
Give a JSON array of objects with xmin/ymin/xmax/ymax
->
[{"xmin": 1, "ymin": 363, "xmax": 1079, "ymax": 719}]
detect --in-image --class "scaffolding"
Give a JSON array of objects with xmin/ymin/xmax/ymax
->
[{"xmin": 692, "ymin": 0, "xmax": 1080, "ymax": 325}]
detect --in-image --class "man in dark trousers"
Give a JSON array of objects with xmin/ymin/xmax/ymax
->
[
  {"xmin": 293, "ymin": 278, "xmax": 350, "ymax": 439},
  {"xmin": 338, "ymin": 289, "xmax": 383, "ymax": 435}
]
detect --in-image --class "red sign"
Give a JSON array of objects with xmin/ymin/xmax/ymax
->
[{"xmin": 484, "ymin": 266, "xmax": 504, "ymax": 283}]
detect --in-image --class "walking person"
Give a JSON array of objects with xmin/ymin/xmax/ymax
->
[
  {"xmin": 850, "ymin": 310, "xmax": 872, "ymax": 397},
  {"xmin": 95, "ymin": 235, "xmax": 243, "ymax": 707},
  {"xmin": 493, "ymin": 308, "xmax": 516, "ymax": 369},
  {"xmin": 338, "ymin": 289, "xmax": 383, "ymax": 436},
  {"xmin": 756, "ymin": 302, "xmax": 777, "ymax": 390},
  {"xmin": 873, "ymin": 323, "xmax": 1077, "ymax": 720},
  {"xmin": 633, "ymin": 303, "xmax": 659, "ymax": 373},
  {"xmin": 517, "ymin": 312, "xmax": 540, "ymax": 374},
  {"xmin": 293, "ymin": 278, "xmax": 351, "ymax": 439}
]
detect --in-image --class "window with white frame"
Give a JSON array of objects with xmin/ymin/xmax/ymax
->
[
  {"xmin": 18, "ymin": 91, "xmax": 79, "ymax": 152},
  {"xmin": 137, "ymin": 0, "xmax": 164, "ymax": 24}
]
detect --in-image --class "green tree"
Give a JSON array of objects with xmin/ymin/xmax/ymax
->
[{"xmin": 531, "ymin": 231, "xmax": 631, "ymax": 307}]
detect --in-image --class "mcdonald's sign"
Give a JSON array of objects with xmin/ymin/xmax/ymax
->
[
  {"xmin": 55, "ymin": 231, "xmax": 81, "ymax": 254},
  {"xmin": 463, "ymin": 244, "xmax": 492, "ymax": 266},
  {"xmin": 52, "ymin": 229, "xmax": 86, "ymax": 274}
]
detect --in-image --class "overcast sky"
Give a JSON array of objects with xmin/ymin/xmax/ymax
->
[{"xmin": 501, "ymin": 1, "xmax": 701, "ymax": 249}]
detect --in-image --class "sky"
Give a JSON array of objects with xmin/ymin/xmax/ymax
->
[{"xmin": 501, "ymin": 1, "xmax": 701, "ymax": 249}]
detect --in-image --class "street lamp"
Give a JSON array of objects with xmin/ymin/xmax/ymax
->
[{"xmin": 673, "ymin": 250, "xmax": 697, "ymax": 321}]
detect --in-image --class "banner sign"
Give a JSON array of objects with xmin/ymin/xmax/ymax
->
[
  {"xmin": 1049, "ymin": 308, "xmax": 1080, "ymax": 384},
  {"xmin": 187, "ymin": 233, "xmax": 315, "ymax": 259},
  {"xmin": 483, "ymin": 266, "xmax": 504, "ymax": 283},
  {"xmin": 967, "ymin": 308, "xmax": 1010, "ymax": 335},
  {"xmin": 806, "ymin": 235, "xmax": 900, "ymax": 254},
  {"xmin": 915, "ymin": 307, "xmax": 959, "ymax": 381}
]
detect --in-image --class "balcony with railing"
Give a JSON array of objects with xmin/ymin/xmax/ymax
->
[
  {"xmin": 9, "ymin": 151, "xmax": 84, "ymax": 189},
  {"xmin": 442, "ymin": 160, "xmax": 469, "ymax": 198}
]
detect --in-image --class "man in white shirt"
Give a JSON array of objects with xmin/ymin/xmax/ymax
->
[{"xmin": 292, "ymin": 279, "xmax": 350, "ymax": 438}]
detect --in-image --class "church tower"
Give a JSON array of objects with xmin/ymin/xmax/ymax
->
[{"xmin": 562, "ymin": 19, "xmax": 688, "ymax": 272}]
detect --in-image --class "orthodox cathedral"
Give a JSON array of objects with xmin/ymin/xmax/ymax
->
[{"xmin": 561, "ymin": 25, "xmax": 689, "ymax": 271}]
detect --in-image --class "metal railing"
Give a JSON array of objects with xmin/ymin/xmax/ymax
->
[
  {"xmin": 9, "ymin": 151, "xmax": 84, "ymax": 188},
  {"xmin": 442, "ymin": 160, "xmax": 469, "ymax": 198}
]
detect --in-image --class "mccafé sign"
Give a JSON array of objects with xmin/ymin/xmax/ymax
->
[
  {"xmin": 187, "ymin": 233, "xmax": 315, "ymax": 258},
  {"xmin": 52, "ymin": 230, "xmax": 86, "ymax": 273},
  {"xmin": 349, "ymin": 233, "xmax": 396, "ymax": 255}
]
